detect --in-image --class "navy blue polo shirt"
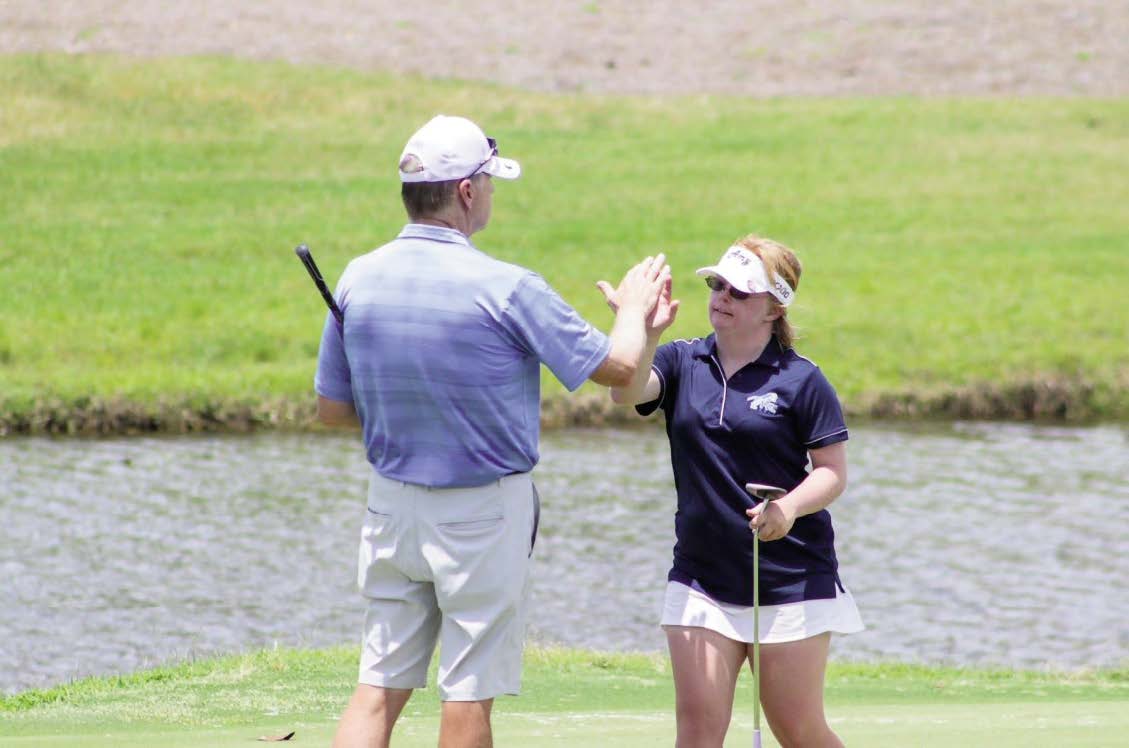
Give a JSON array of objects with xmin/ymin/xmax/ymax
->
[{"xmin": 637, "ymin": 335, "xmax": 849, "ymax": 606}]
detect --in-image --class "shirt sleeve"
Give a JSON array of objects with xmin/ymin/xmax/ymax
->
[
  {"xmin": 794, "ymin": 367, "xmax": 848, "ymax": 449},
  {"xmin": 500, "ymin": 272, "xmax": 612, "ymax": 392},
  {"xmin": 635, "ymin": 341, "xmax": 680, "ymax": 417},
  {"xmin": 313, "ymin": 302, "xmax": 353, "ymax": 403}
]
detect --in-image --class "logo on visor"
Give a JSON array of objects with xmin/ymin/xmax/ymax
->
[
  {"xmin": 771, "ymin": 277, "xmax": 794, "ymax": 304},
  {"xmin": 747, "ymin": 392, "xmax": 780, "ymax": 415},
  {"xmin": 726, "ymin": 248, "xmax": 752, "ymax": 266}
]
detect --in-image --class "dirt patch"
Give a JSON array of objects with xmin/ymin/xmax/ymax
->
[{"xmin": 2, "ymin": 1, "xmax": 1126, "ymax": 96}]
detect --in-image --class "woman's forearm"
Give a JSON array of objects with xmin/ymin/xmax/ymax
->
[{"xmin": 778, "ymin": 466, "xmax": 845, "ymax": 519}]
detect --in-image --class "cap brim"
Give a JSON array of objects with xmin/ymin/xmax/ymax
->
[
  {"xmin": 482, "ymin": 156, "xmax": 521, "ymax": 180},
  {"xmin": 695, "ymin": 265, "xmax": 748, "ymax": 291}
]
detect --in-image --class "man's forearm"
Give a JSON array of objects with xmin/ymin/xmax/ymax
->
[
  {"xmin": 317, "ymin": 396, "xmax": 361, "ymax": 429},
  {"xmin": 590, "ymin": 305, "xmax": 649, "ymax": 387},
  {"xmin": 610, "ymin": 332, "xmax": 660, "ymax": 403}
]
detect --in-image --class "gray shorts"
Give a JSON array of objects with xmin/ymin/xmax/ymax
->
[{"xmin": 355, "ymin": 470, "xmax": 539, "ymax": 701}]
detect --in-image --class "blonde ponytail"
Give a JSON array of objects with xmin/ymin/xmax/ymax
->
[{"xmin": 734, "ymin": 235, "xmax": 802, "ymax": 348}]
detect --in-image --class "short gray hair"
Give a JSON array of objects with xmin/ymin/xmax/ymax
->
[{"xmin": 400, "ymin": 180, "xmax": 460, "ymax": 219}]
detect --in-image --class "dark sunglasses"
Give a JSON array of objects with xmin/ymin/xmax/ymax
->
[
  {"xmin": 462, "ymin": 137, "xmax": 498, "ymax": 181},
  {"xmin": 704, "ymin": 275, "xmax": 753, "ymax": 301}
]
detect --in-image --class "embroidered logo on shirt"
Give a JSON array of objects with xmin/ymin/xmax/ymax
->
[{"xmin": 747, "ymin": 392, "xmax": 779, "ymax": 414}]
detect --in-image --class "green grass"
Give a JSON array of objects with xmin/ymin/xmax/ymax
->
[
  {"xmin": 1, "ymin": 646, "xmax": 1125, "ymax": 747},
  {"xmin": 1, "ymin": 54, "xmax": 1127, "ymax": 423}
]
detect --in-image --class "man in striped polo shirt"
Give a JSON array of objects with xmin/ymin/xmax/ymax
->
[{"xmin": 315, "ymin": 115, "xmax": 672, "ymax": 748}]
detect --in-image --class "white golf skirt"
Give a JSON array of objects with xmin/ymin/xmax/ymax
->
[{"xmin": 661, "ymin": 579, "xmax": 865, "ymax": 644}]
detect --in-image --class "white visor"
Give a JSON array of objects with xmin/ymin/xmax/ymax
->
[{"xmin": 695, "ymin": 246, "xmax": 795, "ymax": 306}]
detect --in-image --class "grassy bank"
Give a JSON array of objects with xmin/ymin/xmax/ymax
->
[
  {"xmin": 2, "ymin": 646, "xmax": 1126, "ymax": 747},
  {"xmin": 1, "ymin": 54, "xmax": 1127, "ymax": 433}
]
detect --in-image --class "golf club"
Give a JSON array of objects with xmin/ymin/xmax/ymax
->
[
  {"xmin": 294, "ymin": 244, "xmax": 344, "ymax": 325},
  {"xmin": 745, "ymin": 482, "xmax": 788, "ymax": 748}
]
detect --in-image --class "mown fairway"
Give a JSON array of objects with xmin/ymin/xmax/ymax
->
[
  {"xmin": 1, "ymin": 647, "xmax": 1125, "ymax": 747},
  {"xmin": 1, "ymin": 54, "xmax": 1127, "ymax": 423}
]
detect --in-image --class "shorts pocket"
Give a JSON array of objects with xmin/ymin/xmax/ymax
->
[
  {"xmin": 436, "ymin": 515, "xmax": 503, "ymax": 536},
  {"xmin": 529, "ymin": 483, "xmax": 541, "ymax": 557},
  {"xmin": 362, "ymin": 508, "xmax": 394, "ymax": 537},
  {"xmin": 358, "ymin": 510, "xmax": 397, "ymax": 593}
]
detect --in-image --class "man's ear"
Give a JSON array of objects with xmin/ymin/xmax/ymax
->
[{"xmin": 456, "ymin": 178, "xmax": 474, "ymax": 208}]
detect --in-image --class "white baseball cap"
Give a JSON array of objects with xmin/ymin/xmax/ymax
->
[
  {"xmin": 398, "ymin": 115, "xmax": 521, "ymax": 183},
  {"xmin": 696, "ymin": 245, "xmax": 795, "ymax": 306}
]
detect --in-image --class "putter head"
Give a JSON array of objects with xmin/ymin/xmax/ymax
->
[{"xmin": 745, "ymin": 482, "xmax": 787, "ymax": 501}]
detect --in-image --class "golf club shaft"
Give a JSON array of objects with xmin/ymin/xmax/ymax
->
[
  {"xmin": 750, "ymin": 490, "xmax": 782, "ymax": 748},
  {"xmin": 744, "ymin": 484, "xmax": 784, "ymax": 748},
  {"xmin": 294, "ymin": 244, "xmax": 344, "ymax": 325},
  {"xmin": 753, "ymin": 524, "xmax": 761, "ymax": 748}
]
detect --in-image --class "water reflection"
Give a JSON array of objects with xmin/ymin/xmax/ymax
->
[{"xmin": 1, "ymin": 422, "xmax": 1126, "ymax": 694}]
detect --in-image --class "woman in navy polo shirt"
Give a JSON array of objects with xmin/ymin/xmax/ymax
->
[{"xmin": 603, "ymin": 234, "xmax": 863, "ymax": 748}]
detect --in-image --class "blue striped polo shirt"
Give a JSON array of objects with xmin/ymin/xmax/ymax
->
[
  {"xmin": 315, "ymin": 224, "xmax": 611, "ymax": 488},
  {"xmin": 637, "ymin": 334, "xmax": 849, "ymax": 606}
]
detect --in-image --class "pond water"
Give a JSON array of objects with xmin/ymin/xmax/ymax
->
[{"xmin": 1, "ymin": 422, "xmax": 1126, "ymax": 694}]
